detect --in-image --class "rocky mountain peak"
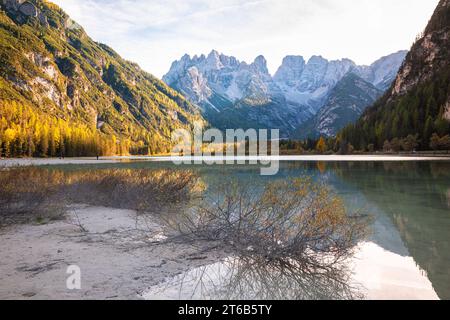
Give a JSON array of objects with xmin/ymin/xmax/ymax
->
[
  {"xmin": 306, "ymin": 55, "xmax": 328, "ymax": 67},
  {"xmin": 283, "ymin": 55, "xmax": 306, "ymax": 66},
  {"xmin": 391, "ymin": 0, "xmax": 450, "ymax": 97},
  {"xmin": 298, "ymin": 73, "xmax": 382, "ymax": 139},
  {"xmin": 355, "ymin": 50, "xmax": 408, "ymax": 91},
  {"xmin": 1, "ymin": 0, "xmax": 48, "ymax": 26},
  {"xmin": 424, "ymin": 0, "xmax": 450, "ymax": 34},
  {"xmin": 251, "ymin": 55, "xmax": 269, "ymax": 74},
  {"xmin": 206, "ymin": 49, "xmax": 222, "ymax": 70},
  {"xmin": 180, "ymin": 53, "xmax": 191, "ymax": 62},
  {"xmin": 163, "ymin": 50, "xmax": 406, "ymax": 137},
  {"xmin": 273, "ymin": 56, "xmax": 306, "ymax": 84}
]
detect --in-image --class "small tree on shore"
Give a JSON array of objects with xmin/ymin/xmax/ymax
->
[
  {"xmin": 430, "ymin": 133, "xmax": 450, "ymax": 150},
  {"xmin": 390, "ymin": 138, "xmax": 401, "ymax": 152},
  {"xmin": 401, "ymin": 134, "xmax": 419, "ymax": 152},
  {"xmin": 441, "ymin": 135, "xmax": 450, "ymax": 150},
  {"xmin": 383, "ymin": 140, "xmax": 391, "ymax": 152},
  {"xmin": 315, "ymin": 137, "xmax": 327, "ymax": 154}
]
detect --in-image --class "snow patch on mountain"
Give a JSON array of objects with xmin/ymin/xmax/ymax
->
[{"xmin": 163, "ymin": 50, "xmax": 407, "ymax": 137}]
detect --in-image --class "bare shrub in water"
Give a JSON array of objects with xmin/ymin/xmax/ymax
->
[
  {"xmin": 151, "ymin": 256, "xmax": 363, "ymax": 300},
  {"xmin": 61, "ymin": 169, "xmax": 201, "ymax": 212},
  {"xmin": 0, "ymin": 168, "xmax": 65, "ymax": 224},
  {"xmin": 0, "ymin": 167, "xmax": 201, "ymax": 226},
  {"xmin": 173, "ymin": 178, "xmax": 370, "ymax": 272},
  {"xmin": 220, "ymin": 256, "xmax": 363, "ymax": 300}
]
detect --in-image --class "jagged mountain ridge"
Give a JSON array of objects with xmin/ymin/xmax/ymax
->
[
  {"xmin": 356, "ymin": 51, "xmax": 408, "ymax": 92},
  {"xmin": 164, "ymin": 50, "xmax": 407, "ymax": 137},
  {"xmin": 0, "ymin": 0, "xmax": 203, "ymax": 155},
  {"xmin": 163, "ymin": 51, "xmax": 285, "ymax": 110},
  {"xmin": 297, "ymin": 73, "xmax": 383, "ymax": 139}
]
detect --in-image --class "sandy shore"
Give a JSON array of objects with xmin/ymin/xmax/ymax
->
[
  {"xmin": 0, "ymin": 158, "xmax": 127, "ymax": 168},
  {"xmin": 1, "ymin": 154, "xmax": 450, "ymax": 168},
  {"xmin": 154, "ymin": 155, "xmax": 450, "ymax": 162},
  {"xmin": 0, "ymin": 203, "xmax": 439, "ymax": 300},
  {"xmin": 0, "ymin": 205, "xmax": 223, "ymax": 300}
]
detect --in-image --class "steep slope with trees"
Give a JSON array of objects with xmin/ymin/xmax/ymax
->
[
  {"xmin": 340, "ymin": 0, "xmax": 450, "ymax": 152},
  {"xmin": 0, "ymin": 0, "xmax": 203, "ymax": 157}
]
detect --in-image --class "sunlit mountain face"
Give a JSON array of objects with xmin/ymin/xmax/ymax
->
[{"xmin": 163, "ymin": 51, "xmax": 406, "ymax": 138}]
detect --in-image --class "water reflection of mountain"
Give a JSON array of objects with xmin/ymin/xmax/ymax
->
[{"xmin": 334, "ymin": 161, "xmax": 450, "ymax": 300}]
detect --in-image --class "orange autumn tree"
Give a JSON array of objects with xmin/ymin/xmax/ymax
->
[{"xmin": 315, "ymin": 137, "xmax": 327, "ymax": 154}]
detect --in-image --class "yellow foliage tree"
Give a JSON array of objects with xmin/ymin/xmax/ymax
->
[{"xmin": 315, "ymin": 137, "xmax": 327, "ymax": 154}]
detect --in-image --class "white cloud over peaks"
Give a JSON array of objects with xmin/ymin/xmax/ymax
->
[{"xmin": 52, "ymin": 0, "xmax": 440, "ymax": 78}]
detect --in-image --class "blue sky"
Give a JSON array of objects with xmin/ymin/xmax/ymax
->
[{"xmin": 52, "ymin": 0, "xmax": 440, "ymax": 78}]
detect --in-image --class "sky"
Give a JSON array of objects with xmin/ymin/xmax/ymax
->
[{"xmin": 51, "ymin": 0, "xmax": 440, "ymax": 78}]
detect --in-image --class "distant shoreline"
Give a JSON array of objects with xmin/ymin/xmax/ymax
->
[{"xmin": 1, "ymin": 154, "xmax": 450, "ymax": 168}]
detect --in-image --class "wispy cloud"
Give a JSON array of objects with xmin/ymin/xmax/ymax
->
[{"xmin": 52, "ymin": 0, "xmax": 440, "ymax": 78}]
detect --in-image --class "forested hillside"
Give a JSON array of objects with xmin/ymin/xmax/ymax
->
[
  {"xmin": 0, "ymin": 0, "xmax": 203, "ymax": 157},
  {"xmin": 339, "ymin": 0, "xmax": 450, "ymax": 152}
]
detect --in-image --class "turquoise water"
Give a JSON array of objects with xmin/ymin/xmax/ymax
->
[
  {"xmin": 4, "ymin": 160, "xmax": 450, "ymax": 299},
  {"xmin": 175, "ymin": 161, "xmax": 450, "ymax": 299}
]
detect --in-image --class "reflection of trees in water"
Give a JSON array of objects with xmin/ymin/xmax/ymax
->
[
  {"xmin": 334, "ymin": 161, "xmax": 450, "ymax": 300},
  {"xmin": 174, "ymin": 178, "xmax": 369, "ymax": 262},
  {"xmin": 0, "ymin": 167, "xmax": 201, "ymax": 226},
  {"xmin": 160, "ymin": 177, "xmax": 369, "ymax": 300},
  {"xmin": 1, "ymin": 165, "xmax": 372, "ymax": 299},
  {"xmin": 147, "ymin": 256, "xmax": 363, "ymax": 300}
]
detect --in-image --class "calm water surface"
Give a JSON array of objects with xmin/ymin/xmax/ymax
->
[{"xmin": 4, "ymin": 160, "xmax": 450, "ymax": 299}]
